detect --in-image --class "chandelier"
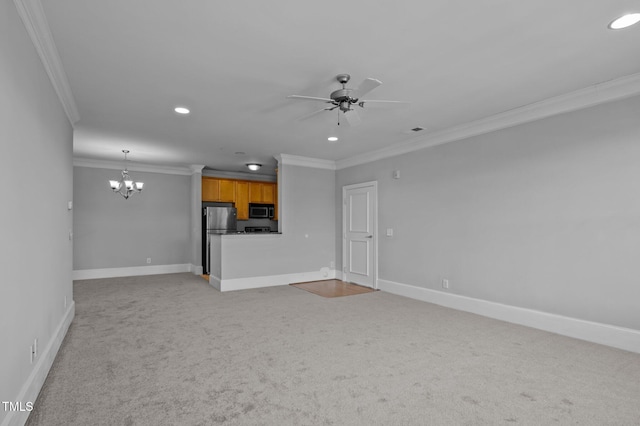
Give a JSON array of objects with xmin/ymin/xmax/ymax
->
[{"xmin": 108, "ymin": 150, "xmax": 144, "ymax": 199}]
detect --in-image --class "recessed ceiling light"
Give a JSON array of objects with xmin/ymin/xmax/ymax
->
[
  {"xmin": 174, "ymin": 107, "xmax": 190, "ymax": 114},
  {"xmin": 327, "ymin": 136, "xmax": 338, "ymax": 142},
  {"xmin": 246, "ymin": 163, "xmax": 262, "ymax": 171},
  {"xmin": 608, "ymin": 13, "xmax": 640, "ymax": 29}
]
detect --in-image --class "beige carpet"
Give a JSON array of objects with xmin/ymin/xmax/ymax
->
[{"xmin": 26, "ymin": 273, "xmax": 640, "ymax": 425}]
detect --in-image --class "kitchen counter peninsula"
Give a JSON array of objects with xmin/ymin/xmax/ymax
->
[{"xmin": 207, "ymin": 231, "xmax": 335, "ymax": 292}]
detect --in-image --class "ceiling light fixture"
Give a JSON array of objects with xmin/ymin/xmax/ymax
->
[
  {"xmin": 108, "ymin": 150, "xmax": 144, "ymax": 199},
  {"xmin": 246, "ymin": 163, "xmax": 262, "ymax": 171},
  {"xmin": 174, "ymin": 106, "xmax": 190, "ymax": 114},
  {"xmin": 327, "ymin": 136, "xmax": 338, "ymax": 142},
  {"xmin": 608, "ymin": 13, "xmax": 640, "ymax": 29}
]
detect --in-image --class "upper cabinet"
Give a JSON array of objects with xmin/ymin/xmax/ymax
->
[
  {"xmin": 202, "ymin": 177, "xmax": 220, "ymax": 202},
  {"xmin": 202, "ymin": 177, "xmax": 236, "ymax": 202},
  {"xmin": 219, "ymin": 179, "xmax": 236, "ymax": 202},
  {"xmin": 249, "ymin": 182, "xmax": 275, "ymax": 204},
  {"xmin": 262, "ymin": 184, "xmax": 275, "ymax": 204}
]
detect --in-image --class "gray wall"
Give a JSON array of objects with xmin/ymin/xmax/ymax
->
[
  {"xmin": 73, "ymin": 167, "xmax": 191, "ymax": 270},
  {"xmin": 336, "ymin": 94, "xmax": 640, "ymax": 331},
  {"xmin": 281, "ymin": 164, "xmax": 335, "ymax": 263},
  {"xmin": 0, "ymin": 1, "xmax": 73, "ymax": 421}
]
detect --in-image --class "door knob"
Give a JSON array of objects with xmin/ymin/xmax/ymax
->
[{"xmin": 365, "ymin": 235, "xmax": 373, "ymax": 238}]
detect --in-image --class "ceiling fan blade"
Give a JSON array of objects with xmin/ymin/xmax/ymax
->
[
  {"xmin": 353, "ymin": 78, "xmax": 382, "ymax": 99},
  {"xmin": 357, "ymin": 100, "xmax": 409, "ymax": 108},
  {"xmin": 287, "ymin": 95, "xmax": 334, "ymax": 103},
  {"xmin": 343, "ymin": 109, "xmax": 361, "ymax": 127},
  {"xmin": 298, "ymin": 106, "xmax": 336, "ymax": 121}
]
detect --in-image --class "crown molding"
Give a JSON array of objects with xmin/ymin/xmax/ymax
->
[
  {"xmin": 275, "ymin": 154, "xmax": 336, "ymax": 170},
  {"xmin": 14, "ymin": 0, "xmax": 80, "ymax": 125},
  {"xmin": 336, "ymin": 72, "xmax": 640, "ymax": 170},
  {"xmin": 189, "ymin": 165, "xmax": 205, "ymax": 174},
  {"xmin": 73, "ymin": 158, "xmax": 192, "ymax": 175}
]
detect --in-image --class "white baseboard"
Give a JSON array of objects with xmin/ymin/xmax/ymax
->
[
  {"xmin": 378, "ymin": 279, "xmax": 640, "ymax": 354},
  {"xmin": 190, "ymin": 264, "xmax": 203, "ymax": 276},
  {"xmin": 209, "ymin": 274, "xmax": 221, "ymax": 291},
  {"xmin": 72, "ymin": 264, "xmax": 191, "ymax": 280},
  {"xmin": 2, "ymin": 302, "xmax": 75, "ymax": 426},
  {"xmin": 212, "ymin": 268, "xmax": 338, "ymax": 292}
]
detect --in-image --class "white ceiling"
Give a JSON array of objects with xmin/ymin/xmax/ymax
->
[{"xmin": 37, "ymin": 0, "xmax": 640, "ymax": 175}]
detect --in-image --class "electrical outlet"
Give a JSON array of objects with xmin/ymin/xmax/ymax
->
[
  {"xmin": 33, "ymin": 338, "xmax": 38, "ymax": 358},
  {"xmin": 30, "ymin": 345, "xmax": 34, "ymax": 364},
  {"xmin": 442, "ymin": 279, "xmax": 449, "ymax": 289},
  {"xmin": 329, "ymin": 261, "xmax": 335, "ymax": 268},
  {"xmin": 147, "ymin": 258, "xmax": 151, "ymax": 264}
]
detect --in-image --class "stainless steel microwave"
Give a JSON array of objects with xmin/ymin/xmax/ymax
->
[{"xmin": 249, "ymin": 203, "xmax": 275, "ymax": 219}]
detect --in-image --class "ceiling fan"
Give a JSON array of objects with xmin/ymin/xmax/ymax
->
[{"xmin": 287, "ymin": 74, "xmax": 406, "ymax": 126}]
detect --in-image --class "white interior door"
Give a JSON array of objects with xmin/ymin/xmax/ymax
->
[{"xmin": 343, "ymin": 181, "xmax": 377, "ymax": 288}]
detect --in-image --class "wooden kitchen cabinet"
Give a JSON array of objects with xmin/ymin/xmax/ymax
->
[
  {"xmin": 273, "ymin": 169, "xmax": 279, "ymax": 220},
  {"xmin": 235, "ymin": 181, "xmax": 249, "ymax": 220},
  {"xmin": 202, "ymin": 177, "xmax": 236, "ymax": 202},
  {"xmin": 249, "ymin": 182, "xmax": 276, "ymax": 204},
  {"xmin": 202, "ymin": 177, "xmax": 220, "ymax": 202},
  {"xmin": 262, "ymin": 184, "xmax": 275, "ymax": 203},
  {"xmin": 248, "ymin": 182, "xmax": 262, "ymax": 203},
  {"xmin": 273, "ymin": 195, "xmax": 278, "ymax": 220},
  {"xmin": 218, "ymin": 179, "xmax": 236, "ymax": 202}
]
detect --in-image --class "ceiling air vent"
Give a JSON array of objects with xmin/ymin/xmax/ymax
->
[{"xmin": 403, "ymin": 126, "xmax": 427, "ymax": 135}]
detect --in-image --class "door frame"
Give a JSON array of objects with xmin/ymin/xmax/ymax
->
[{"xmin": 342, "ymin": 180, "xmax": 378, "ymax": 289}]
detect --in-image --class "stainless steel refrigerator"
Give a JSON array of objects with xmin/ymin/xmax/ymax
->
[{"xmin": 203, "ymin": 207, "xmax": 237, "ymax": 275}]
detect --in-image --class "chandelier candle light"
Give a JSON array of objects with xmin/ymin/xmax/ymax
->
[{"xmin": 109, "ymin": 150, "xmax": 144, "ymax": 199}]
